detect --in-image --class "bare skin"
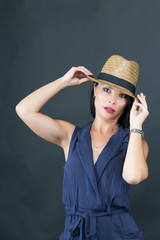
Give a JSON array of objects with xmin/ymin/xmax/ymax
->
[{"xmin": 90, "ymin": 83, "xmax": 128, "ymax": 165}]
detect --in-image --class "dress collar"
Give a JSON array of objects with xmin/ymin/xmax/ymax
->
[{"xmin": 76, "ymin": 120, "xmax": 129, "ymax": 201}]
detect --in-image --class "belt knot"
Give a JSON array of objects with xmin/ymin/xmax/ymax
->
[
  {"xmin": 105, "ymin": 205, "xmax": 111, "ymax": 216},
  {"xmin": 72, "ymin": 203, "xmax": 77, "ymax": 213}
]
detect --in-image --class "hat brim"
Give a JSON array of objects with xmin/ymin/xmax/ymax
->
[{"xmin": 87, "ymin": 75, "xmax": 137, "ymax": 99}]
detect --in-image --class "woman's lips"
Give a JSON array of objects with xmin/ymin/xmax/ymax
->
[{"xmin": 104, "ymin": 107, "xmax": 115, "ymax": 113}]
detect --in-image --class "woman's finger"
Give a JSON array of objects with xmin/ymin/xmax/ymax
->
[
  {"xmin": 137, "ymin": 93, "xmax": 147, "ymax": 103},
  {"xmin": 74, "ymin": 67, "xmax": 88, "ymax": 76},
  {"xmin": 136, "ymin": 94, "xmax": 148, "ymax": 109},
  {"xmin": 78, "ymin": 66, "xmax": 93, "ymax": 75},
  {"xmin": 134, "ymin": 102, "xmax": 148, "ymax": 110}
]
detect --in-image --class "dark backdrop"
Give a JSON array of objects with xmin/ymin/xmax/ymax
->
[{"xmin": 0, "ymin": 0, "xmax": 159, "ymax": 239}]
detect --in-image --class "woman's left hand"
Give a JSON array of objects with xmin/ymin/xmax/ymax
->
[{"xmin": 130, "ymin": 92, "xmax": 149, "ymax": 128}]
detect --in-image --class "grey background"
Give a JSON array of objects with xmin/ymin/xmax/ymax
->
[{"xmin": 0, "ymin": 0, "xmax": 158, "ymax": 239}]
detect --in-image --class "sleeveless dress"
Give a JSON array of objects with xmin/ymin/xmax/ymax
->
[{"xmin": 59, "ymin": 120, "xmax": 144, "ymax": 240}]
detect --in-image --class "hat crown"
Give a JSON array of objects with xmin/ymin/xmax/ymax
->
[
  {"xmin": 101, "ymin": 55, "xmax": 139, "ymax": 87},
  {"xmin": 87, "ymin": 55, "xmax": 140, "ymax": 98}
]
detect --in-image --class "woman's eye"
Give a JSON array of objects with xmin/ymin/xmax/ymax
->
[
  {"xmin": 103, "ymin": 87, "xmax": 110, "ymax": 92},
  {"xmin": 120, "ymin": 94, "xmax": 127, "ymax": 98},
  {"xmin": 103, "ymin": 87, "xmax": 127, "ymax": 98}
]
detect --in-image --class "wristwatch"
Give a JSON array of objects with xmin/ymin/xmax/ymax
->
[{"xmin": 130, "ymin": 128, "xmax": 144, "ymax": 138}]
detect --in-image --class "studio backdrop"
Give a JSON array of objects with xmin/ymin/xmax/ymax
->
[{"xmin": 0, "ymin": 0, "xmax": 159, "ymax": 240}]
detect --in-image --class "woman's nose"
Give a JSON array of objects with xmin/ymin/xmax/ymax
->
[{"xmin": 108, "ymin": 98, "xmax": 116, "ymax": 104}]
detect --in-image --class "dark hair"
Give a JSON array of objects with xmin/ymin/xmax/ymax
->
[{"xmin": 90, "ymin": 82, "xmax": 134, "ymax": 130}]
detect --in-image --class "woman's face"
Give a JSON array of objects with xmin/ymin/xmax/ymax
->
[{"xmin": 93, "ymin": 83, "xmax": 128, "ymax": 121}]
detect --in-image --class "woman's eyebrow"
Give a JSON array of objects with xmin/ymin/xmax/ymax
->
[
  {"xmin": 103, "ymin": 84, "xmax": 113, "ymax": 89},
  {"xmin": 103, "ymin": 84, "xmax": 125, "ymax": 94}
]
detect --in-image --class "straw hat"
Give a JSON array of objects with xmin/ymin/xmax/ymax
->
[{"xmin": 87, "ymin": 55, "xmax": 139, "ymax": 99}]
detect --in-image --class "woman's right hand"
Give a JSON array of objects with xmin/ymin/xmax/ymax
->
[{"xmin": 61, "ymin": 66, "xmax": 94, "ymax": 87}]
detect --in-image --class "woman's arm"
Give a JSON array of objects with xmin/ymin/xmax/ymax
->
[
  {"xmin": 15, "ymin": 66, "xmax": 93, "ymax": 148},
  {"xmin": 15, "ymin": 77, "xmax": 74, "ymax": 147},
  {"xmin": 122, "ymin": 93, "xmax": 149, "ymax": 185},
  {"xmin": 122, "ymin": 122, "xmax": 149, "ymax": 185},
  {"xmin": 16, "ymin": 77, "xmax": 68, "ymax": 115}
]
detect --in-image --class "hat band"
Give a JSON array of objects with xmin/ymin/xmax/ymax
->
[{"xmin": 97, "ymin": 72, "xmax": 136, "ymax": 94}]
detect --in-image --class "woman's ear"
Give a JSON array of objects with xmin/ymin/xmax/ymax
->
[{"xmin": 93, "ymin": 83, "xmax": 97, "ymax": 96}]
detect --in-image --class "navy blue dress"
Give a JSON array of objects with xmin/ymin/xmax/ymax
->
[{"xmin": 59, "ymin": 120, "xmax": 144, "ymax": 240}]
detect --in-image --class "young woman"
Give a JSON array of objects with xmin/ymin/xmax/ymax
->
[{"xmin": 16, "ymin": 55, "xmax": 149, "ymax": 240}]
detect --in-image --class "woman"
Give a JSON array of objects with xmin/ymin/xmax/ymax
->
[{"xmin": 16, "ymin": 55, "xmax": 149, "ymax": 240}]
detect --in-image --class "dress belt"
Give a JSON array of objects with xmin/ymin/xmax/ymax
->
[{"xmin": 64, "ymin": 204, "xmax": 128, "ymax": 240}]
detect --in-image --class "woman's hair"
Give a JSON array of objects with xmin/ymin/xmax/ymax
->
[{"xmin": 90, "ymin": 82, "xmax": 134, "ymax": 130}]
